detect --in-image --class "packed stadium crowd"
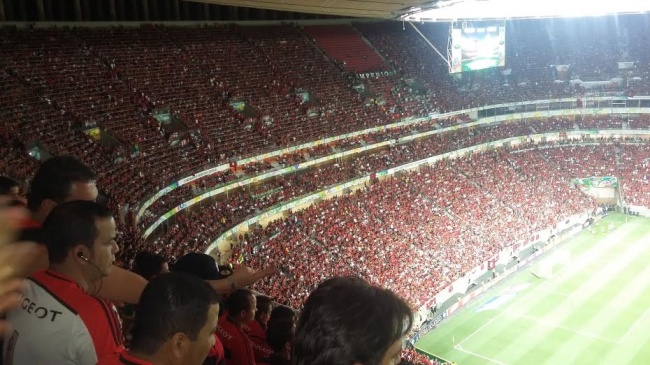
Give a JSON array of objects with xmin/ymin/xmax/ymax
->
[{"xmin": 1, "ymin": 14, "xmax": 650, "ymax": 365}]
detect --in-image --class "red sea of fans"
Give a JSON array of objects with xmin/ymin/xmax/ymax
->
[{"xmin": 2, "ymin": 18, "xmax": 650, "ymax": 365}]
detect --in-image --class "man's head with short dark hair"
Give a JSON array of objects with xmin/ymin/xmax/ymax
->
[
  {"xmin": 294, "ymin": 276, "xmax": 413, "ymax": 365},
  {"xmin": 43, "ymin": 200, "xmax": 119, "ymax": 289},
  {"xmin": 226, "ymin": 288, "xmax": 256, "ymax": 325},
  {"xmin": 133, "ymin": 251, "xmax": 169, "ymax": 281},
  {"xmin": 44, "ymin": 200, "xmax": 113, "ymax": 264},
  {"xmin": 269, "ymin": 305, "xmax": 297, "ymax": 325},
  {"xmin": 255, "ymin": 295, "xmax": 272, "ymax": 325},
  {"xmin": 27, "ymin": 156, "xmax": 97, "ymax": 220},
  {"xmin": 129, "ymin": 272, "xmax": 220, "ymax": 365}
]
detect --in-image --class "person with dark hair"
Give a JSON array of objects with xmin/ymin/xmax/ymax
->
[
  {"xmin": 120, "ymin": 252, "xmax": 169, "ymax": 349},
  {"xmin": 19, "ymin": 156, "xmax": 279, "ymax": 305},
  {"xmin": 4, "ymin": 200, "xmax": 123, "ymax": 364},
  {"xmin": 264, "ymin": 319, "xmax": 295, "ymax": 365},
  {"xmin": 244, "ymin": 295, "xmax": 273, "ymax": 363},
  {"xmin": 132, "ymin": 252, "xmax": 169, "ymax": 281},
  {"xmin": 98, "ymin": 272, "xmax": 220, "ymax": 365},
  {"xmin": 25, "ymin": 155, "xmax": 98, "ymax": 223},
  {"xmin": 217, "ymin": 289, "xmax": 257, "ymax": 365},
  {"xmin": 268, "ymin": 306, "xmax": 297, "ymax": 326},
  {"xmin": 18, "ymin": 155, "xmax": 148, "ymax": 305},
  {"xmin": 294, "ymin": 276, "xmax": 413, "ymax": 365}
]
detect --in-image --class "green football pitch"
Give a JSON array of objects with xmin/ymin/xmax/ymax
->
[{"xmin": 416, "ymin": 213, "xmax": 650, "ymax": 365}]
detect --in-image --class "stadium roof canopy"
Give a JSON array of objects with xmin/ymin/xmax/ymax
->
[
  {"xmin": 185, "ymin": 0, "xmax": 434, "ymax": 19},
  {"xmin": 188, "ymin": 0, "xmax": 650, "ymax": 21}
]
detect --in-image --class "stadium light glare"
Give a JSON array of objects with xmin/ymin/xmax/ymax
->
[{"xmin": 404, "ymin": 0, "xmax": 650, "ymax": 21}]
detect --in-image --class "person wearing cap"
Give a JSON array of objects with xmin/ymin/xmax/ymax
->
[{"xmin": 172, "ymin": 252, "xmax": 227, "ymax": 365}]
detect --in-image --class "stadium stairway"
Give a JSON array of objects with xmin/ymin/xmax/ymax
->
[{"xmin": 303, "ymin": 25, "xmax": 389, "ymax": 73}]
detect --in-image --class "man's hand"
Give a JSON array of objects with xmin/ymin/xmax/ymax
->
[
  {"xmin": 230, "ymin": 265, "xmax": 280, "ymax": 289},
  {"xmin": 207, "ymin": 265, "xmax": 280, "ymax": 294}
]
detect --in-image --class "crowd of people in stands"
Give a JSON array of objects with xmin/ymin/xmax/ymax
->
[
  {"xmin": 0, "ymin": 157, "xmax": 426, "ymax": 365},
  {"xmin": 2, "ymin": 15, "xmax": 650, "ymax": 365},
  {"xmin": 137, "ymin": 115, "xmax": 642, "ymax": 268}
]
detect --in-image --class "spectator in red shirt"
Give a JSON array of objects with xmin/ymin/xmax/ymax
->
[
  {"xmin": 294, "ymin": 276, "xmax": 413, "ymax": 365},
  {"xmin": 98, "ymin": 272, "xmax": 220, "ymax": 365},
  {"xmin": 245, "ymin": 296, "xmax": 273, "ymax": 363},
  {"xmin": 217, "ymin": 289, "xmax": 257, "ymax": 365},
  {"xmin": 18, "ymin": 156, "xmax": 148, "ymax": 304},
  {"xmin": 5, "ymin": 201, "xmax": 123, "ymax": 364}
]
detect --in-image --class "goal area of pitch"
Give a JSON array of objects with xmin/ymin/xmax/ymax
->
[{"xmin": 531, "ymin": 249, "xmax": 571, "ymax": 279}]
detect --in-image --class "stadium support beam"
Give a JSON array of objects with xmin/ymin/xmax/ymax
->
[
  {"xmin": 73, "ymin": 0, "xmax": 81, "ymax": 21},
  {"xmin": 407, "ymin": 22, "xmax": 450, "ymax": 70},
  {"xmin": 0, "ymin": 0, "xmax": 4, "ymax": 22},
  {"xmin": 35, "ymin": 0, "xmax": 44, "ymax": 20},
  {"xmin": 141, "ymin": 0, "xmax": 149, "ymax": 20},
  {"xmin": 43, "ymin": 0, "xmax": 53, "ymax": 20},
  {"xmin": 107, "ymin": 0, "xmax": 116, "ymax": 21},
  {"xmin": 16, "ymin": 0, "xmax": 26, "ymax": 21},
  {"xmin": 171, "ymin": 0, "xmax": 180, "ymax": 20}
]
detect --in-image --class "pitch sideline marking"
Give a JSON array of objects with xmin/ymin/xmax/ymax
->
[
  {"xmin": 455, "ymin": 311, "xmax": 504, "ymax": 348},
  {"xmin": 508, "ymin": 312, "xmax": 621, "ymax": 344},
  {"xmin": 619, "ymin": 306, "xmax": 650, "ymax": 343},
  {"xmin": 452, "ymin": 310, "xmax": 512, "ymax": 365},
  {"xmin": 453, "ymin": 344, "xmax": 509, "ymax": 365}
]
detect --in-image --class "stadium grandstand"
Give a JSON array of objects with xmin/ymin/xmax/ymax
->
[{"xmin": 2, "ymin": 0, "xmax": 650, "ymax": 364}]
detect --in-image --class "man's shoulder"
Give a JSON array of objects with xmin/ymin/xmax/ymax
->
[
  {"xmin": 29, "ymin": 271, "xmax": 113, "ymax": 322},
  {"xmin": 217, "ymin": 317, "xmax": 246, "ymax": 342}
]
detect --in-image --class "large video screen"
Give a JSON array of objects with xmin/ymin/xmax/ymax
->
[{"xmin": 449, "ymin": 24, "xmax": 506, "ymax": 73}]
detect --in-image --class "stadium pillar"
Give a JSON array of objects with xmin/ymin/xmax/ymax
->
[
  {"xmin": 203, "ymin": 3, "xmax": 210, "ymax": 20},
  {"xmin": 228, "ymin": 6, "xmax": 238, "ymax": 20},
  {"xmin": 43, "ymin": 0, "xmax": 53, "ymax": 20},
  {"xmin": 180, "ymin": 0, "xmax": 189, "ymax": 20},
  {"xmin": 0, "ymin": 0, "xmax": 5, "ymax": 22},
  {"xmin": 141, "ymin": 0, "xmax": 149, "ymax": 20},
  {"xmin": 171, "ymin": 0, "xmax": 180, "ymax": 20},
  {"xmin": 130, "ymin": 0, "xmax": 138, "ymax": 20},
  {"xmin": 81, "ymin": 0, "xmax": 91, "ymax": 21},
  {"xmin": 150, "ymin": 0, "xmax": 159, "ymax": 20},
  {"xmin": 240, "ymin": 6, "xmax": 249, "ymax": 20},
  {"xmin": 116, "ymin": 0, "xmax": 125, "ymax": 20},
  {"xmin": 107, "ymin": 0, "xmax": 116, "ymax": 21},
  {"xmin": 73, "ymin": 0, "xmax": 82, "ymax": 21},
  {"xmin": 16, "ymin": 0, "xmax": 26, "ymax": 21},
  {"xmin": 35, "ymin": 0, "xmax": 44, "ymax": 20},
  {"xmin": 2, "ymin": 0, "xmax": 11, "ymax": 21},
  {"xmin": 57, "ymin": 0, "xmax": 66, "ymax": 20}
]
